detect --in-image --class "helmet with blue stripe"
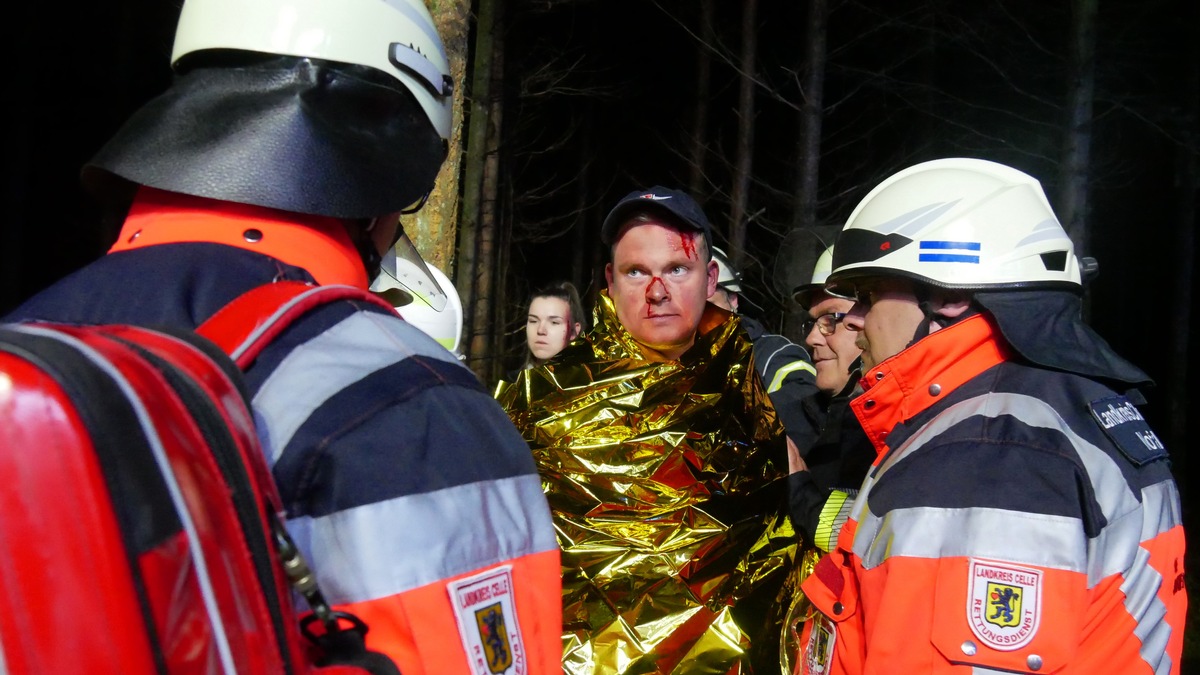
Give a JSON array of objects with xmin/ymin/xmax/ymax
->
[{"xmin": 826, "ymin": 158, "xmax": 1081, "ymax": 295}]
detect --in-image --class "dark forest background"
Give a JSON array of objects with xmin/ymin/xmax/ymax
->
[
  {"xmin": 3, "ymin": 0, "xmax": 1197, "ymax": 662},
  {"xmin": 478, "ymin": 0, "xmax": 1198, "ymax": 492}
]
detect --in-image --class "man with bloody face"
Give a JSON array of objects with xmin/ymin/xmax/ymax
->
[
  {"xmin": 604, "ymin": 211, "xmax": 718, "ymax": 359},
  {"xmin": 497, "ymin": 186, "xmax": 801, "ymax": 674}
]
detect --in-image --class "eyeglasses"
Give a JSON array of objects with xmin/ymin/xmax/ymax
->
[
  {"xmin": 829, "ymin": 278, "xmax": 911, "ymax": 309},
  {"xmin": 826, "ymin": 283, "xmax": 875, "ymax": 307},
  {"xmin": 802, "ymin": 312, "xmax": 847, "ymax": 337}
]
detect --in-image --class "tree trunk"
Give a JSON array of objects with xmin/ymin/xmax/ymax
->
[
  {"xmin": 687, "ymin": 0, "xmax": 714, "ymax": 200},
  {"xmin": 790, "ymin": 0, "xmax": 825, "ymax": 235},
  {"xmin": 474, "ymin": 0, "xmax": 506, "ymax": 385},
  {"xmin": 1167, "ymin": 0, "xmax": 1198, "ymax": 508},
  {"xmin": 728, "ymin": 0, "xmax": 758, "ymax": 268},
  {"xmin": 486, "ymin": 165, "xmax": 510, "ymax": 386},
  {"xmin": 456, "ymin": 0, "xmax": 498, "ymax": 377},
  {"xmin": 572, "ymin": 108, "xmax": 593, "ymax": 300},
  {"xmin": 783, "ymin": 0, "xmax": 829, "ymax": 339},
  {"xmin": 413, "ymin": 0, "xmax": 471, "ymax": 274},
  {"xmin": 1059, "ymin": 0, "xmax": 1098, "ymax": 299}
]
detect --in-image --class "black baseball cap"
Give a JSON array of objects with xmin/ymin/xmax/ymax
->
[{"xmin": 600, "ymin": 186, "xmax": 713, "ymax": 247}]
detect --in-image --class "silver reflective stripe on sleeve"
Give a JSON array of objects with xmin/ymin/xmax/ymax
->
[
  {"xmin": 1127, "ymin": 479, "xmax": 1182, "ymax": 675},
  {"xmin": 1139, "ymin": 479, "xmax": 1184, "ymax": 540},
  {"xmin": 857, "ymin": 505, "xmax": 1086, "ymax": 572},
  {"xmin": 855, "ymin": 392, "xmax": 1145, "ymax": 582},
  {"xmin": 285, "ymin": 473, "xmax": 557, "ymax": 604},
  {"xmin": 1125, "ymin": 543, "xmax": 1172, "ymax": 674},
  {"xmin": 252, "ymin": 310, "xmax": 460, "ymax": 463}
]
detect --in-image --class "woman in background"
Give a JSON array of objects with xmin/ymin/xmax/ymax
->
[{"xmin": 525, "ymin": 280, "xmax": 586, "ymax": 367}]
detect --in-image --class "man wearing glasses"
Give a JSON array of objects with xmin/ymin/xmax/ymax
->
[
  {"xmin": 795, "ymin": 158, "xmax": 1186, "ymax": 674},
  {"xmin": 787, "ymin": 245, "xmax": 874, "ymax": 553},
  {"xmin": 795, "ymin": 246, "xmax": 859, "ymax": 403}
]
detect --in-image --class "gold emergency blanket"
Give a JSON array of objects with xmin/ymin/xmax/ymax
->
[{"xmin": 496, "ymin": 292, "xmax": 801, "ymax": 674}]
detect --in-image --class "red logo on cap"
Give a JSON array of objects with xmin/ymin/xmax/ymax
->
[{"xmin": 880, "ymin": 242, "xmax": 891, "ymax": 251}]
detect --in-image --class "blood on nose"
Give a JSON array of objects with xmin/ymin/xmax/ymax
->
[{"xmin": 645, "ymin": 276, "xmax": 667, "ymax": 300}]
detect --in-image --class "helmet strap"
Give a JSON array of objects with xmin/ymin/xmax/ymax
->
[
  {"xmin": 908, "ymin": 286, "xmax": 979, "ymax": 348},
  {"xmin": 350, "ymin": 217, "xmax": 385, "ymax": 282},
  {"xmin": 901, "ymin": 282, "xmax": 933, "ymax": 348},
  {"xmin": 907, "ymin": 300, "xmax": 938, "ymax": 349}
]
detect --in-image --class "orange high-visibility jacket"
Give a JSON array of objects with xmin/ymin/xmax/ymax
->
[
  {"xmin": 7, "ymin": 190, "xmax": 564, "ymax": 674},
  {"xmin": 798, "ymin": 315, "xmax": 1187, "ymax": 675}
]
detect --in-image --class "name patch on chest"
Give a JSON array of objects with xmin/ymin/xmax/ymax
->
[{"xmin": 1088, "ymin": 395, "xmax": 1167, "ymax": 466}]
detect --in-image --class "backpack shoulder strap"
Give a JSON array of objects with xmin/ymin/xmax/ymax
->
[
  {"xmin": 195, "ymin": 281, "xmax": 405, "ymax": 673},
  {"xmin": 198, "ymin": 281, "xmax": 397, "ymax": 369}
]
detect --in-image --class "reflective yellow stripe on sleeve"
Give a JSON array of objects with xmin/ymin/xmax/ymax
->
[
  {"xmin": 768, "ymin": 359, "xmax": 816, "ymax": 393},
  {"xmin": 814, "ymin": 490, "xmax": 854, "ymax": 552}
]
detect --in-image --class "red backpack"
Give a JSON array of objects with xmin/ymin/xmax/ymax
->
[{"xmin": 0, "ymin": 281, "xmax": 397, "ymax": 674}]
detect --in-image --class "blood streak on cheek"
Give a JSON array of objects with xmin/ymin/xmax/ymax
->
[{"xmin": 680, "ymin": 234, "xmax": 697, "ymax": 259}]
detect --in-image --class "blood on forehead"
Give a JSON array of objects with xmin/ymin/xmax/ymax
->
[
  {"xmin": 611, "ymin": 220, "xmax": 706, "ymax": 263},
  {"xmin": 680, "ymin": 232, "xmax": 697, "ymax": 259},
  {"xmin": 659, "ymin": 229, "xmax": 701, "ymax": 260}
]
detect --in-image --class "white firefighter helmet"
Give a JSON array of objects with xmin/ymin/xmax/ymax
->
[
  {"xmin": 711, "ymin": 247, "xmax": 742, "ymax": 293},
  {"xmin": 172, "ymin": 0, "xmax": 453, "ymax": 140},
  {"xmin": 827, "ymin": 158, "xmax": 1081, "ymax": 294},
  {"xmin": 791, "ymin": 244, "xmax": 835, "ymax": 309},
  {"xmin": 86, "ymin": 0, "xmax": 453, "ymax": 219},
  {"xmin": 372, "ymin": 250, "xmax": 463, "ymax": 355}
]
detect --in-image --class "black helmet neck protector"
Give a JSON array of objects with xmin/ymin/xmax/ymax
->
[
  {"xmin": 83, "ymin": 56, "xmax": 447, "ymax": 221},
  {"xmin": 975, "ymin": 289, "xmax": 1152, "ymax": 390}
]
